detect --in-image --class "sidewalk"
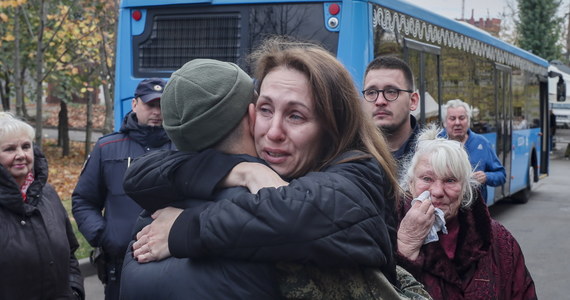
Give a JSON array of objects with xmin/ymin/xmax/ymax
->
[
  {"xmin": 80, "ymin": 258, "xmax": 104, "ymax": 299},
  {"xmin": 42, "ymin": 127, "xmax": 103, "ymax": 143}
]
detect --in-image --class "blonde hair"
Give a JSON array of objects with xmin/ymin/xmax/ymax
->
[
  {"xmin": 401, "ymin": 124, "xmax": 479, "ymax": 208},
  {"xmin": 0, "ymin": 112, "xmax": 35, "ymax": 144}
]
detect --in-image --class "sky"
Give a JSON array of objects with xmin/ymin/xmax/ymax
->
[{"xmin": 404, "ymin": 0, "xmax": 513, "ymax": 20}]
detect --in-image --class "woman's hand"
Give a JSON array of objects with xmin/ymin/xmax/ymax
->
[
  {"xmin": 221, "ymin": 162, "xmax": 288, "ymax": 194},
  {"xmin": 132, "ymin": 207, "xmax": 183, "ymax": 263},
  {"xmin": 397, "ymin": 199, "xmax": 436, "ymax": 261}
]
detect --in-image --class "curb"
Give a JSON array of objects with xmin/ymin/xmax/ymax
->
[{"xmin": 79, "ymin": 257, "xmax": 96, "ymax": 277}]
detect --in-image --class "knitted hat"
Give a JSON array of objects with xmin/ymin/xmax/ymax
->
[{"xmin": 161, "ymin": 59, "xmax": 254, "ymax": 152}]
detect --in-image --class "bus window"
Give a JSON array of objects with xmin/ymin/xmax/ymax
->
[{"xmin": 132, "ymin": 3, "xmax": 339, "ymax": 78}]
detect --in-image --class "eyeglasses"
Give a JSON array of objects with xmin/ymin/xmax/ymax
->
[{"xmin": 361, "ymin": 88, "xmax": 413, "ymax": 102}]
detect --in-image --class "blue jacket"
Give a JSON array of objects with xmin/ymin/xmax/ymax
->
[
  {"xmin": 441, "ymin": 128, "xmax": 506, "ymax": 201},
  {"xmin": 72, "ymin": 112, "xmax": 174, "ymax": 259}
]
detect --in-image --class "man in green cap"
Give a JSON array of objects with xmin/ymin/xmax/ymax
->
[{"xmin": 120, "ymin": 59, "xmax": 282, "ymax": 299}]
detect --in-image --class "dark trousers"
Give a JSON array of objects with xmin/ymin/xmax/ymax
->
[{"xmin": 103, "ymin": 260, "xmax": 123, "ymax": 300}]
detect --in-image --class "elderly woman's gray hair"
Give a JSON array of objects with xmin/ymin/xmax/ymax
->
[
  {"xmin": 400, "ymin": 124, "xmax": 480, "ymax": 208},
  {"xmin": 0, "ymin": 112, "xmax": 35, "ymax": 143},
  {"xmin": 442, "ymin": 99, "xmax": 473, "ymax": 125}
]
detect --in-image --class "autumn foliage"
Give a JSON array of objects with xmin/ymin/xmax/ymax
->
[{"xmin": 41, "ymin": 103, "xmax": 105, "ymax": 201}]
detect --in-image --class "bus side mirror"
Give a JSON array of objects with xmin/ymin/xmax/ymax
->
[{"xmin": 557, "ymin": 76, "xmax": 566, "ymax": 102}]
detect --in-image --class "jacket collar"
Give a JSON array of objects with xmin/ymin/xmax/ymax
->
[
  {"xmin": 120, "ymin": 112, "xmax": 171, "ymax": 148},
  {"xmin": 420, "ymin": 195, "xmax": 493, "ymax": 286},
  {"xmin": 0, "ymin": 146, "xmax": 48, "ymax": 214}
]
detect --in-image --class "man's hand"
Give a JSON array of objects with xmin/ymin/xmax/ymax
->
[
  {"xmin": 397, "ymin": 199, "xmax": 435, "ymax": 261},
  {"xmin": 473, "ymin": 171, "xmax": 487, "ymax": 184},
  {"xmin": 132, "ymin": 207, "xmax": 183, "ymax": 263}
]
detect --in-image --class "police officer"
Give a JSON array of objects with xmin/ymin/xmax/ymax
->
[{"xmin": 72, "ymin": 78, "xmax": 175, "ymax": 300}]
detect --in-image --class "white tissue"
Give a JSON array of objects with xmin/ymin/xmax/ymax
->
[{"xmin": 411, "ymin": 191, "xmax": 447, "ymax": 244}]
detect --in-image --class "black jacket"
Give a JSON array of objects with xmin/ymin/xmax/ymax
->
[
  {"xmin": 120, "ymin": 184, "xmax": 280, "ymax": 299},
  {"xmin": 392, "ymin": 115, "xmax": 420, "ymax": 168},
  {"xmin": 0, "ymin": 147, "xmax": 84, "ymax": 300},
  {"xmin": 123, "ymin": 149, "xmax": 398, "ymax": 284},
  {"xmin": 72, "ymin": 112, "xmax": 174, "ymax": 259}
]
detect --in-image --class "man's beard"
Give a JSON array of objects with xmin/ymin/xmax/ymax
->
[{"xmin": 380, "ymin": 117, "xmax": 408, "ymax": 136}]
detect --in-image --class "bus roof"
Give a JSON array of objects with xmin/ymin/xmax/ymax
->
[
  {"xmin": 375, "ymin": 0, "xmax": 549, "ymax": 68},
  {"xmin": 121, "ymin": 0, "xmax": 323, "ymax": 8},
  {"xmin": 119, "ymin": 0, "xmax": 549, "ymax": 69}
]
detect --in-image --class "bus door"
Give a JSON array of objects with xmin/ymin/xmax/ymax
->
[
  {"xmin": 494, "ymin": 63, "xmax": 513, "ymax": 201},
  {"xmin": 403, "ymin": 39, "xmax": 442, "ymax": 125}
]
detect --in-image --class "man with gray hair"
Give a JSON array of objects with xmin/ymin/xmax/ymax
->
[{"xmin": 441, "ymin": 99, "xmax": 506, "ymax": 203}]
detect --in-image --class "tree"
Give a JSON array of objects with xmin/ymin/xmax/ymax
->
[{"xmin": 517, "ymin": 0, "xmax": 564, "ymax": 61}]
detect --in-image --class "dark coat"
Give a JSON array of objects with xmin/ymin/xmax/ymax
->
[
  {"xmin": 72, "ymin": 112, "xmax": 174, "ymax": 259},
  {"xmin": 397, "ymin": 196, "xmax": 537, "ymax": 300},
  {"xmin": 0, "ymin": 147, "xmax": 84, "ymax": 300},
  {"xmin": 123, "ymin": 149, "xmax": 398, "ymax": 284},
  {"xmin": 392, "ymin": 114, "xmax": 420, "ymax": 166},
  {"xmin": 120, "ymin": 185, "xmax": 280, "ymax": 299}
]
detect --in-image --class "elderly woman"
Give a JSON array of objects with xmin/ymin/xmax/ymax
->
[
  {"xmin": 397, "ymin": 125, "xmax": 536, "ymax": 300},
  {"xmin": 120, "ymin": 38, "xmax": 427, "ymax": 299},
  {"xmin": 0, "ymin": 112, "xmax": 84, "ymax": 299}
]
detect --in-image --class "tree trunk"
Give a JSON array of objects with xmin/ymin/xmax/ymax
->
[
  {"xmin": 1, "ymin": 72, "xmax": 9, "ymax": 111},
  {"xmin": 14, "ymin": 5, "xmax": 23, "ymax": 117},
  {"xmin": 19, "ymin": 70, "xmax": 30, "ymax": 119},
  {"xmin": 102, "ymin": 81, "xmax": 114, "ymax": 134},
  {"xmin": 99, "ymin": 17, "xmax": 115, "ymax": 135},
  {"xmin": 84, "ymin": 90, "xmax": 93, "ymax": 160},
  {"xmin": 34, "ymin": 0, "xmax": 46, "ymax": 149},
  {"xmin": 100, "ymin": 38, "xmax": 114, "ymax": 134},
  {"xmin": 58, "ymin": 100, "xmax": 70, "ymax": 156},
  {"xmin": 566, "ymin": 5, "xmax": 570, "ymax": 62}
]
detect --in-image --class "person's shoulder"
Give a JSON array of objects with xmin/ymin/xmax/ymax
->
[
  {"xmin": 490, "ymin": 219, "xmax": 517, "ymax": 245},
  {"xmin": 325, "ymin": 150, "xmax": 386, "ymax": 178},
  {"xmin": 467, "ymin": 130, "xmax": 493, "ymax": 147},
  {"xmin": 95, "ymin": 131, "xmax": 129, "ymax": 148}
]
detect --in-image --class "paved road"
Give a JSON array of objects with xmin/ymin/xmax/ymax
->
[
  {"xmin": 84, "ymin": 270, "xmax": 104, "ymax": 300},
  {"xmin": 489, "ymin": 150, "xmax": 570, "ymax": 299},
  {"xmin": 42, "ymin": 127, "xmax": 103, "ymax": 143}
]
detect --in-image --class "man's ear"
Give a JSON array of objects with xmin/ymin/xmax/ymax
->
[
  {"xmin": 131, "ymin": 98, "xmax": 138, "ymax": 112},
  {"xmin": 409, "ymin": 92, "xmax": 420, "ymax": 112},
  {"xmin": 248, "ymin": 103, "xmax": 256, "ymax": 135}
]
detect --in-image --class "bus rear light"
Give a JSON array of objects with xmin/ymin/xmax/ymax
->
[
  {"xmin": 329, "ymin": 3, "xmax": 340, "ymax": 15},
  {"xmin": 328, "ymin": 17, "xmax": 339, "ymax": 29},
  {"xmin": 132, "ymin": 10, "xmax": 142, "ymax": 21}
]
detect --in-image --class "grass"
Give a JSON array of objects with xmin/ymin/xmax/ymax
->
[
  {"xmin": 43, "ymin": 138, "xmax": 93, "ymax": 259},
  {"xmin": 62, "ymin": 198, "xmax": 92, "ymax": 259}
]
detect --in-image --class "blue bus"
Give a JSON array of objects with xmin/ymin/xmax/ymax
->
[{"xmin": 114, "ymin": 0, "xmax": 553, "ymax": 205}]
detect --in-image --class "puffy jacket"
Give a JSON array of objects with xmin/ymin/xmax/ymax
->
[
  {"xmin": 123, "ymin": 149, "xmax": 399, "ymax": 284},
  {"xmin": 397, "ymin": 196, "xmax": 537, "ymax": 300},
  {"xmin": 0, "ymin": 147, "xmax": 84, "ymax": 300},
  {"xmin": 72, "ymin": 112, "xmax": 174, "ymax": 259},
  {"xmin": 120, "ymin": 183, "xmax": 280, "ymax": 299}
]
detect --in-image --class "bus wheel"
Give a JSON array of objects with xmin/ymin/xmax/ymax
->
[{"xmin": 512, "ymin": 165, "xmax": 534, "ymax": 204}]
